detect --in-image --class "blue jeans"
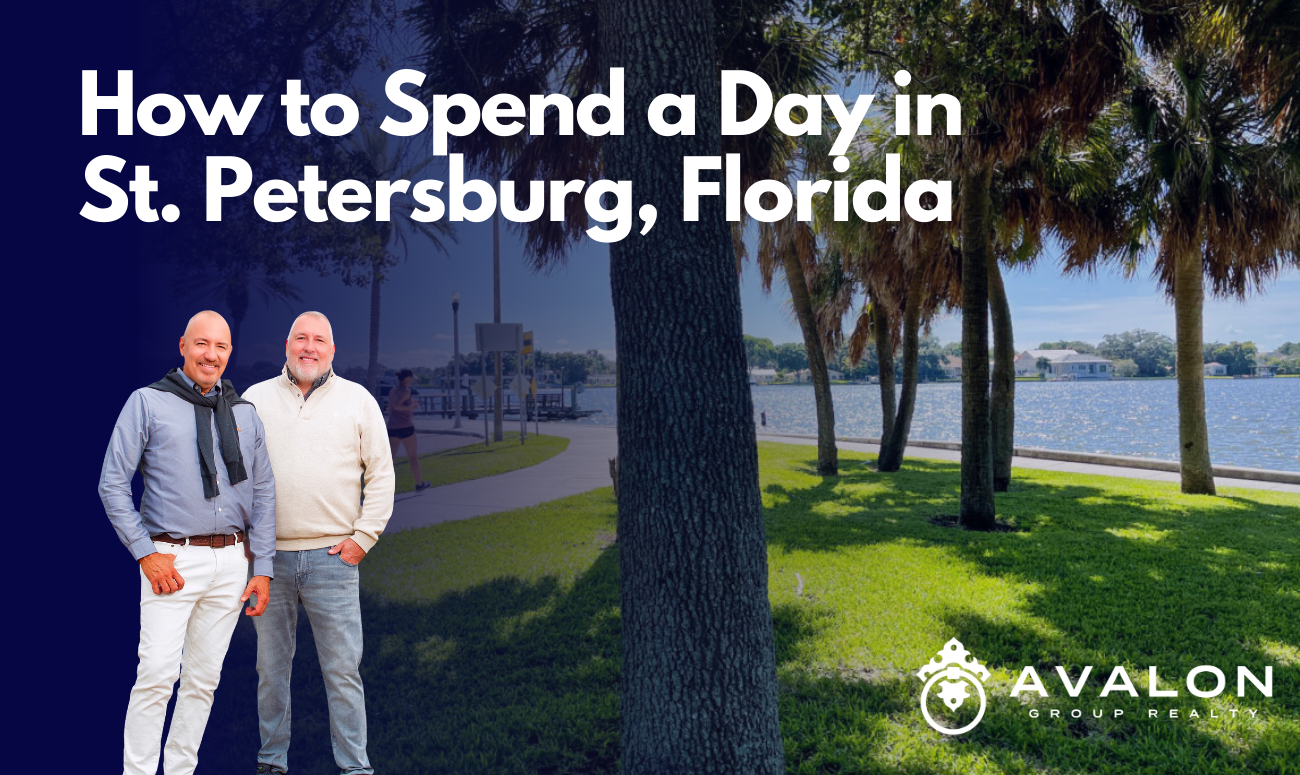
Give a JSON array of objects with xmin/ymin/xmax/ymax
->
[{"xmin": 254, "ymin": 547, "xmax": 371, "ymax": 774}]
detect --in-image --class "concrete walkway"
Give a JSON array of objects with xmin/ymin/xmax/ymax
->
[
  {"xmin": 382, "ymin": 422, "xmax": 1296, "ymax": 534},
  {"xmin": 758, "ymin": 433, "xmax": 1300, "ymax": 494},
  {"xmin": 386, "ymin": 423, "xmax": 618, "ymax": 533}
]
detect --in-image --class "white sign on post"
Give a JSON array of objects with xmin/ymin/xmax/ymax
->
[
  {"xmin": 475, "ymin": 323, "xmax": 523, "ymax": 353},
  {"xmin": 475, "ymin": 323, "xmax": 528, "ymax": 444}
]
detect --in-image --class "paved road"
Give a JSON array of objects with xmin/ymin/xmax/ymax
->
[{"xmin": 383, "ymin": 421, "xmax": 1296, "ymax": 533}]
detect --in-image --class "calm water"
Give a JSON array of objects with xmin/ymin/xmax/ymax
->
[{"xmin": 572, "ymin": 379, "xmax": 1300, "ymax": 472}]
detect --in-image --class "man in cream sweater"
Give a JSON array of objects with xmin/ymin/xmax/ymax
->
[{"xmin": 242, "ymin": 311, "xmax": 395, "ymax": 775}]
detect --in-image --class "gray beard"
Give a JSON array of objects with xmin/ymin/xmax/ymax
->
[{"xmin": 287, "ymin": 359, "xmax": 329, "ymax": 385}]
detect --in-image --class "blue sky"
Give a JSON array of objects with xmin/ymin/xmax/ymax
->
[
  {"xmin": 205, "ymin": 216, "xmax": 1299, "ymax": 372},
  {"xmin": 140, "ymin": 27, "xmax": 1300, "ymax": 371}
]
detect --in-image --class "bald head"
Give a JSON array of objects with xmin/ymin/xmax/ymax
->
[
  {"xmin": 178, "ymin": 310, "xmax": 232, "ymax": 394},
  {"xmin": 185, "ymin": 310, "xmax": 230, "ymax": 339}
]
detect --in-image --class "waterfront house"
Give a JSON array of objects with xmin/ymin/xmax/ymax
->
[
  {"xmin": 793, "ymin": 368, "xmax": 844, "ymax": 382},
  {"xmin": 1254, "ymin": 361, "xmax": 1276, "ymax": 377},
  {"xmin": 1014, "ymin": 349, "xmax": 1078, "ymax": 376},
  {"xmin": 749, "ymin": 368, "xmax": 779, "ymax": 385},
  {"xmin": 586, "ymin": 372, "xmax": 617, "ymax": 386},
  {"xmin": 941, "ymin": 355, "xmax": 962, "ymax": 379},
  {"xmin": 1204, "ymin": 362, "xmax": 1228, "ymax": 376},
  {"xmin": 1049, "ymin": 352, "xmax": 1113, "ymax": 379},
  {"xmin": 1015, "ymin": 349, "xmax": 1113, "ymax": 379}
]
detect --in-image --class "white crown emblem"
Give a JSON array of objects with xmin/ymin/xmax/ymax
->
[{"xmin": 917, "ymin": 639, "xmax": 990, "ymax": 735}]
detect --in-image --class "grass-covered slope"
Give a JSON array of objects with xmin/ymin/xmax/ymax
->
[{"xmin": 201, "ymin": 442, "xmax": 1299, "ymax": 775}]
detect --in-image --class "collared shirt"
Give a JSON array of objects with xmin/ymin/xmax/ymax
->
[
  {"xmin": 290, "ymin": 368, "xmax": 332, "ymax": 401},
  {"xmin": 99, "ymin": 370, "xmax": 277, "ymax": 577}
]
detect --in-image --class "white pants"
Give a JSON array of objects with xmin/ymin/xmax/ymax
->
[{"xmin": 123, "ymin": 540, "xmax": 249, "ymax": 775}]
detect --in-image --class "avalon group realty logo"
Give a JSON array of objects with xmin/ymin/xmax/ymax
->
[
  {"xmin": 915, "ymin": 638, "xmax": 1275, "ymax": 735},
  {"xmin": 916, "ymin": 639, "xmax": 991, "ymax": 735}
]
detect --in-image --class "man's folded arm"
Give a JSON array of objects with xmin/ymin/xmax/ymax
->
[
  {"xmin": 248, "ymin": 412, "xmax": 277, "ymax": 577},
  {"xmin": 100, "ymin": 392, "xmax": 155, "ymax": 560}
]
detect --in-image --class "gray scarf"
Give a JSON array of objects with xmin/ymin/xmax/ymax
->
[{"xmin": 147, "ymin": 368, "xmax": 251, "ymax": 497}]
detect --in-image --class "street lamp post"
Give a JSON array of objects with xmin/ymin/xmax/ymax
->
[{"xmin": 452, "ymin": 291, "xmax": 462, "ymax": 429}]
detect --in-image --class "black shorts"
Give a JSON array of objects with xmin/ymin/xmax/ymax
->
[{"xmin": 388, "ymin": 426, "xmax": 415, "ymax": 439}]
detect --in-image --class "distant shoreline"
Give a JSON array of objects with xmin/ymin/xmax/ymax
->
[{"xmin": 743, "ymin": 374, "xmax": 1299, "ymax": 387}]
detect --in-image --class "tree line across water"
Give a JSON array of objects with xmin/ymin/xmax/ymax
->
[{"xmin": 747, "ymin": 332, "xmax": 1300, "ymax": 381}]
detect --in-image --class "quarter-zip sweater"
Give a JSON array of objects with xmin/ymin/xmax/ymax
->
[{"xmin": 243, "ymin": 368, "xmax": 395, "ymax": 553}]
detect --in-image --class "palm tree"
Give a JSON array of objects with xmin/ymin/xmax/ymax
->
[
  {"xmin": 816, "ymin": 0, "xmax": 1193, "ymax": 523},
  {"xmin": 987, "ymin": 253, "xmax": 1016, "ymax": 489},
  {"xmin": 987, "ymin": 112, "xmax": 1133, "ymax": 490},
  {"xmin": 604, "ymin": 3, "xmax": 797, "ymax": 770},
  {"xmin": 820, "ymin": 229, "xmax": 957, "ymax": 474},
  {"xmin": 869, "ymin": 296, "xmax": 898, "ymax": 451},
  {"xmin": 345, "ymin": 127, "xmax": 457, "ymax": 396},
  {"xmin": 1218, "ymin": 0, "xmax": 1300, "ymax": 147},
  {"xmin": 1109, "ymin": 49, "xmax": 1298, "ymax": 494},
  {"xmin": 406, "ymin": 0, "xmax": 528, "ymax": 434},
  {"xmin": 408, "ymin": 1, "xmax": 822, "ymax": 770},
  {"xmin": 811, "ymin": 251, "xmax": 900, "ymax": 455},
  {"xmin": 743, "ymin": 47, "xmax": 838, "ymax": 477},
  {"xmin": 752, "ymin": 133, "xmax": 841, "ymax": 477},
  {"xmin": 756, "ymin": 211, "xmax": 839, "ymax": 475},
  {"xmin": 819, "ymin": 125, "xmax": 960, "ymax": 474},
  {"xmin": 962, "ymin": 4, "xmax": 1129, "ymax": 522},
  {"xmin": 843, "ymin": 236, "xmax": 959, "ymax": 473},
  {"xmin": 825, "ymin": 0, "xmax": 1132, "ymax": 525}
]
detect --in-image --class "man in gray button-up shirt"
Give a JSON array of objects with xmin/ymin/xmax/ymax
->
[{"xmin": 100, "ymin": 310, "xmax": 276, "ymax": 775}]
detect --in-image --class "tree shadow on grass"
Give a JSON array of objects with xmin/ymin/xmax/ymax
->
[
  {"xmin": 762, "ymin": 447, "xmax": 1300, "ymax": 774},
  {"xmin": 773, "ymin": 601, "xmax": 934, "ymax": 775},
  {"xmin": 936, "ymin": 610, "xmax": 1296, "ymax": 774},
  {"xmin": 199, "ymin": 549, "xmax": 622, "ymax": 775},
  {"xmin": 187, "ymin": 447, "xmax": 1297, "ymax": 775}
]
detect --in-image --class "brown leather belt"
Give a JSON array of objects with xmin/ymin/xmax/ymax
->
[{"xmin": 152, "ymin": 530, "xmax": 246, "ymax": 548}]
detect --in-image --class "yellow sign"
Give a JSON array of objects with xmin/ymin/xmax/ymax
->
[
  {"xmin": 530, "ymin": 378, "xmax": 537, "ymax": 396},
  {"xmin": 522, "ymin": 330, "xmax": 534, "ymax": 354}
]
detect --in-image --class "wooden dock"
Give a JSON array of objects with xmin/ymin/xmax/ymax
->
[
  {"xmin": 413, "ymin": 388, "xmax": 599, "ymax": 421},
  {"xmin": 509, "ymin": 393, "xmax": 601, "ymax": 421}
]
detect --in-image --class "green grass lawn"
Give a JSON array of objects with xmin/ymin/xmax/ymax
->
[
  {"xmin": 393, "ymin": 433, "xmax": 569, "ymax": 493},
  {"xmin": 204, "ymin": 442, "xmax": 1299, "ymax": 775}
]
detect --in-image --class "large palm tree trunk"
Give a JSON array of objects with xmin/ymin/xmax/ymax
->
[
  {"xmin": 781, "ymin": 246, "xmax": 837, "ymax": 475},
  {"xmin": 988, "ymin": 259, "xmax": 1015, "ymax": 491},
  {"xmin": 1174, "ymin": 248, "xmax": 1216, "ymax": 494},
  {"xmin": 871, "ymin": 295, "xmax": 897, "ymax": 455},
  {"xmin": 599, "ymin": 0, "xmax": 784, "ymax": 772},
  {"xmin": 878, "ymin": 274, "xmax": 923, "ymax": 471},
  {"xmin": 366, "ymin": 261, "xmax": 382, "ymax": 397},
  {"xmin": 959, "ymin": 163, "xmax": 997, "ymax": 528}
]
